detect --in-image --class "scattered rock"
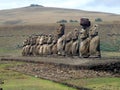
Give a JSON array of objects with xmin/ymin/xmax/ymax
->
[{"xmin": 9, "ymin": 62, "xmax": 119, "ymax": 82}]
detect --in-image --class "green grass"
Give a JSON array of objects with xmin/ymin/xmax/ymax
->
[
  {"xmin": 64, "ymin": 77, "xmax": 120, "ymax": 90},
  {"xmin": 1, "ymin": 62, "xmax": 119, "ymax": 90},
  {"xmin": 100, "ymin": 41, "xmax": 120, "ymax": 52},
  {"xmin": 3, "ymin": 77, "xmax": 76, "ymax": 90},
  {"xmin": 0, "ymin": 62, "xmax": 26, "ymax": 80},
  {"xmin": 0, "ymin": 23, "xmax": 120, "ymax": 58},
  {"xmin": 0, "ymin": 62, "xmax": 76, "ymax": 90},
  {"xmin": 0, "ymin": 47, "xmax": 22, "ymax": 56},
  {"xmin": 101, "ymin": 51, "xmax": 120, "ymax": 58}
]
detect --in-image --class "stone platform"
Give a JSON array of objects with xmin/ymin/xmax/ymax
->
[{"xmin": 0, "ymin": 56, "xmax": 120, "ymax": 72}]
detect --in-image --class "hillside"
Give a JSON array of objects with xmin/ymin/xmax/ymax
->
[
  {"xmin": 0, "ymin": 5, "xmax": 120, "ymax": 56},
  {"xmin": 0, "ymin": 5, "xmax": 120, "ymax": 25}
]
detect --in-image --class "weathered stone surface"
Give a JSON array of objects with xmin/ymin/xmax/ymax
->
[
  {"xmin": 9, "ymin": 62, "xmax": 119, "ymax": 82},
  {"xmin": 1, "ymin": 56, "xmax": 120, "ymax": 81}
]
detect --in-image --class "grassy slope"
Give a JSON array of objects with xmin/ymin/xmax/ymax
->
[
  {"xmin": 0, "ymin": 23, "xmax": 120, "ymax": 56},
  {"xmin": 0, "ymin": 62, "xmax": 76, "ymax": 90},
  {"xmin": 0, "ymin": 6, "xmax": 120, "ymax": 55},
  {"xmin": 0, "ymin": 6, "xmax": 120, "ymax": 25}
]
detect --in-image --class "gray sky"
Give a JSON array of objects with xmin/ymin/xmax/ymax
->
[{"xmin": 0, "ymin": 0, "xmax": 120, "ymax": 14}]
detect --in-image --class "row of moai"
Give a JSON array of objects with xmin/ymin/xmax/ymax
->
[{"xmin": 22, "ymin": 18, "xmax": 101, "ymax": 58}]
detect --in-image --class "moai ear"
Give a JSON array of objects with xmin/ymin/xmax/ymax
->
[
  {"xmin": 94, "ymin": 24, "xmax": 98, "ymax": 29},
  {"xmin": 74, "ymin": 28, "xmax": 78, "ymax": 31},
  {"xmin": 94, "ymin": 24, "xmax": 99, "ymax": 34}
]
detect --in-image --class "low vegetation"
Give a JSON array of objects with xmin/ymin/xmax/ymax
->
[
  {"xmin": 102, "ymin": 51, "xmax": 120, "ymax": 58},
  {"xmin": 69, "ymin": 20, "xmax": 78, "ymax": 23},
  {"xmin": 57, "ymin": 19, "xmax": 68, "ymax": 23},
  {"xmin": 0, "ymin": 61, "xmax": 120, "ymax": 90},
  {"xmin": 64, "ymin": 78, "xmax": 120, "ymax": 90},
  {"xmin": 100, "ymin": 42, "xmax": 119, "ymax": 52},
  {"xmin": 0, "ymin": 62, "xmax": 76, "ymax": 90},
  {"xmin": 95, "ymin": 18, "xmax": 103, "ymax": 22},
  {"xmin": 0, "ymin": 23, "xmax": 120, "ymax": 57}
]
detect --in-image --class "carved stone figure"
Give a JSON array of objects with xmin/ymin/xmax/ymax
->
[
  {"xmin": 89, "ymin": 24, "xmax": 101, "ymax": 58},
  {"xmin": 79, "ymin": 29, "xmax": 90, "ymax": 58},
  {"xmin": 57, "ymin": 35, "xmax": 66, "ymax": 56},
  {"xmin": 56, "ymin": 24, "xmax": 65, "ymax": 38},
  {"xmin": 65, "ymin": 31, "xmax": 73, "ymax": 56}
]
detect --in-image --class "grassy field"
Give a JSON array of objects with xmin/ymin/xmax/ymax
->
[
  {"xmin": 0, "ymin": 62, "xmax": 76, "ymax": 90},
  {"xmin": 102, "ymin": 51, "xmax": 120, "ymax": 58},
  {"xmin": 64, "ymin": 78, "xmax": 120, "ymax": 90},
  {"xmin": 0, "ymin": 23, "xmax": 120, "ymax": 57},
  {"xmin": 0, "ymin": 61, "xmax": 120, "ymax": 90}
]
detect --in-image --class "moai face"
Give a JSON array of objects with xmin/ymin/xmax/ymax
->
[
  {"xmin": 80, "ymin": 29, "xmax": 88, "ymax": 39},
  {"xmin": 39, "ymin": 36, "xmax": 45, "ymax": 45},
  {"xmin": 74, "ymin": 28, "xmax": 79, "ymax": 37},
  {"xmin": 89, "ymin": 24, "xmax": 98, "ymax": 37},
  {"xmin": 47, "ymin": 34, "xmax": 53, "ymax": 44}
]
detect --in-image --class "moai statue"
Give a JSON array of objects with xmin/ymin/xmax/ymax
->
[
  {"xmin": 56, "ymin": 24, "xmax": 65, "ymax": 38},
  {"xmin": 80, "ymin": 17, "xmax": 91, "ymax": 36},
  {"xmin": 89, "ymin": 24, "xmax": 101, "ymax": 58},
  {"xmin": 79, "ymin": 29, "xmax": 90, "ymax": 58},
  {"xmin": 47, "ymin": 34, "xmax": 53, "ymax": 55},
  {"xmin": 65, "ymin": 31, "xmax": 73, "ymax": 56},
  {"xmin": 71, "ymin": 28, "xmax": 79, "ymax": 56},
  {"xmin": 57, "ymin": 35, "xmax": 66, "ymax": 56},
  {"xmin": 79, "ymin": 17, "xmax": 91, "ymax": 58},
  {"xmin": 38, "ymin": 35, "xmax": 46, "ymax": 56},
  {"xmin": 57, "ymin": 24, "xmax": 66, "ymax": 56},
  {"xmin": 22, "ymin": 37, "xmax": 31, "ymax": 56},
  {"xmin": 52, "ymin": 35, "xmax": 58, "ymax": 55}
]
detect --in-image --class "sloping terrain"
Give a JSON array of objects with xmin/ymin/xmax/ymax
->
[
  {"xmin": 0, "ymin": 23, "xmax": 120, "ymax": 56},
  {"xmin": 0, "ymin": 5, "xmax": 120, "ymax": 56},
  {"xmin": 0, "ymin": 5, "xmax": 120, "ymax": 25}
]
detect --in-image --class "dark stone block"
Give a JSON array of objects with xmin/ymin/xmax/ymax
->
[{"xmin": 80, "ymin": 18, "xmax": 91, "ymax": 28}]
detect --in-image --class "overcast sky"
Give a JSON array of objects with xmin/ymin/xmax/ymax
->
[{"xmin": 0, "ymin": 0, "xmax": 120, "ymax": 14}]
